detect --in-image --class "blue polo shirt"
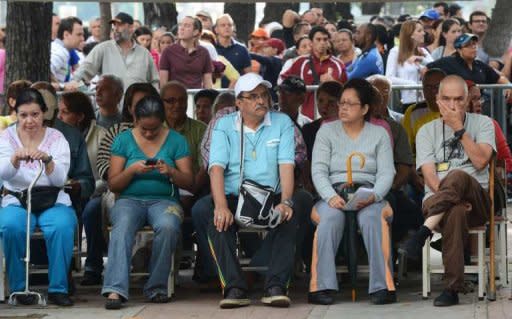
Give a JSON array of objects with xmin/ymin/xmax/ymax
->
[
  {"xmin": 215, "ymin": 39, "xmax": 251, "ymax": 88},
  {"xmin": 209, "ymin": 111, "xmax": 295, "ymax": 196},
  {"xmin": 347, "ymin": 46, "xmax": 384, "ymax": 80}
]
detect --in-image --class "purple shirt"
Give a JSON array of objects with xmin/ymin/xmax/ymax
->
[{"xmin": 160, "ymin": 43, "xmax": 213, "ymax": 89}]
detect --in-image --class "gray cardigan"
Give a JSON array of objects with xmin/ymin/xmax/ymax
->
[{"xmin": 311, "ymin": 120, "xmax": 395, "ymax": 202}]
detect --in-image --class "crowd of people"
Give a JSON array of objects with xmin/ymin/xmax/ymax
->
[{"xmin": 0, "ymin": 1, "xmax": 511, "ymax": 311}]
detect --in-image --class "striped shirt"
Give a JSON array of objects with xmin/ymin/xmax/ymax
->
[{"xmin": 97, "ymin": 122, "xmax": 134, "ymax": 180}]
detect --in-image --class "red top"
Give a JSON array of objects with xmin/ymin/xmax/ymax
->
[
  {"xmin": 281, "ymin": 54, "xmax": 347, "ymax": 119},
  {"xmin": 492, "ymin": 119, "xmax": 512, "ymax": 173}
]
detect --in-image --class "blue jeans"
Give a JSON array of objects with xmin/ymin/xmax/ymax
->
[
  {"xmin": 0, "ymin": 204, "xmax": 77, "ymax": 294},
  {"xmin": 101, "ymin": 198, "xmax": 182, "ymax": 300},
  {"xmin": 82, "ymin": 197, "xmax": 105, "ymax": 275}
]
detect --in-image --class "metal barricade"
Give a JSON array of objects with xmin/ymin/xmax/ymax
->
[{"xmin": 2, "ymin": 83, "xmax": 510, "ymax": 137}]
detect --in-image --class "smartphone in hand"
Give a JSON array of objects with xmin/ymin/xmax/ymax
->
[{"xmin": 145, "ymin": 158, "xmax": 158, "ymax": 166}]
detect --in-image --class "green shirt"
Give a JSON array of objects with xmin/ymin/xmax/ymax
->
[
  {"xmin": 173, "ymin": 117, "xmax": 206, "ymax": 173},
  {"xmin": 111, "ymin": 129, "xmax": 190, "ymax": 201}
]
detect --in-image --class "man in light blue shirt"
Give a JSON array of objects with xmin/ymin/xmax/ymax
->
[
  {"xmin": 197, "ymin": 73, "xmax": 298, "ymax": 308},
  {"xmin": 347, "ymin": 23, "xmax": 384, "ymax": 80}
]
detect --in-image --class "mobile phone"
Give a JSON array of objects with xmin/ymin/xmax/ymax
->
[{"xmin": 145, "ymin": 158, "xmax": 158, "ymax": 166}]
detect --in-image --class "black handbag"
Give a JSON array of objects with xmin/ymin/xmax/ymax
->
[
  {"xmin": 7, "ymin": 186, "xmax": 61, "ymax": 213},
  {"xmin": 234, "ymin": 121, "xmax": 281, "ymax": 229}
]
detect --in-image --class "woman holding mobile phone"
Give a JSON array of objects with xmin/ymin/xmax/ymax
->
[
  {"xmin": 386, "ymin": 20, "xmax": 433, "ymax": 110},
  {"xmin": 102, "ymin": 95, "xmax": 193, "ymax": 309}
]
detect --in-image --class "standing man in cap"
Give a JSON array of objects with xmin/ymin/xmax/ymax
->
[
  {"xmin": 196, "ymin": 10, "xmax": 213, "ymax": 31},
  {"xmin": 68, "ymin": 12, "xmax": 159, "ymax": 91},
  {"xmin": 206, "ymin": 72, "xmax": 298, "ymax": 308}
]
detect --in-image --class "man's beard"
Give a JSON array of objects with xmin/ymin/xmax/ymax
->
[{"xmin": 115, "ymin": 30, "xmax": 132, "ymax": 43}]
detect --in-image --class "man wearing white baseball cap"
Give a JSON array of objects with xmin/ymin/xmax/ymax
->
[{"xmin": 206, "ymin": 72, "xmax": 297, "ymax": 308}]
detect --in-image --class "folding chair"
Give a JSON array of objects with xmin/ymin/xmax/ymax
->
[{"xmin": 422, "ymin": 156, "xmax": 498, "ymax": 300}]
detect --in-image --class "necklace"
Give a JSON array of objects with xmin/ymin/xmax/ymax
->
[{"xmin": 244, "ymin": 130, "xmax": 263, "ymax": 160}]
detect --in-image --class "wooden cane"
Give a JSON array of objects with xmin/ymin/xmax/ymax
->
[{"xmin": 347, "ymin": 152, "xmax": 366, "ymax": 186}]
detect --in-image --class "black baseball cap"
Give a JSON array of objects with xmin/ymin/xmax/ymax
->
[
  {"xmin": 278, "ymin": 76, "xmax": 306, "ymax": 94},
  {"xmin": 109, "ymin": 12, "xmax": 134, "ymax": 25}
]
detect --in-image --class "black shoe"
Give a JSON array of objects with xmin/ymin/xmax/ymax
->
[
  {"xmin": 48, "ymin": 293, "xmax": 74, "ymax": 307},
  {"xmin": 370, "ymin": 289, "xmax": 397, "ymax": 305},
  {"xmin": 261, "ymin": 286, "xmax": 291, "ymax": 307},
  {"xmin": 105, "ymin": 297, "xmax": 122, "ymax": 310},
  {"xmin": 399, "ymin": 226, "xmax": 432, "ymax": 261},
  {"xmin": 308, "ymin": 290, "xmax": 334, "ymax": 305},
  {"xmin": 219, "ymin": 287, "xmax": 250, "ymax": 309},
  {"xmin": 434, "ymin": 289, "xmax": 459, "ymax": 307},
  {"xmin": 16, "ymin": 294, "xmax": 37, "ymax": 305},
  {"xmin": 80, "ymin": 272, "xmax": 102, "ymax": 286},
  {"xmin": 430, "ymin": 238, "xmax": 442, "ymax": 252},
  {"xmin": 150, "ymin": 293, "xmax": 169, "ymax": 303}
]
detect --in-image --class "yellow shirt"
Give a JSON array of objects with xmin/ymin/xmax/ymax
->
[
  {"xmin": 0, "ymin": 115, "xmax": 15, "ymax": 130},
  {"xmin": 214, "ymin": 56, "xmax": 240, "ymax": 89},
  {"xmin": 402, "ymin": 102, "xmax": 440, "ymax": 157}
]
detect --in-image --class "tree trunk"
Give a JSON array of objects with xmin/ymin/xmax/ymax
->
[
  {"xmin": 143, "ymin": 3, "xmax": 178, "ymax": 30},
  {"xmin": 361, "ymin": 3, "xmax": 384, "ymax": 16},
  {"xmin": 5, "ymin": 2, "xmax": 52, "ymax": 87},
  {"xmin": 224, "ymin": 3, "xmax": 255, "ymax": 45},
  {"xmin": 260, "ymin": 3, "xmax": 299, "ymax": 26},
  {"xmin": 99, "ymin": 2, "xmax": 112, "ymax": 42},
  {"xmin": 482, "ymin": 0, "xmax": 512, "ymax": 58}
]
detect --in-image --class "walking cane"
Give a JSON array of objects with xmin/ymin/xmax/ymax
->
[
  {"xmin": 8, "ymin": 160, "xmax": 46, "ymax": 306},
  {"xmin": 488, "ymin": 157, "xmax": 496, "ymax": 301},
  {"xmin": 346, "ymin": 152, "xmax": 365, "ymax": 302}
]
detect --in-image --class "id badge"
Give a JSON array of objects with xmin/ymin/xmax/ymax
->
[{"xmin": 436, "ymin": 162, "xmax": 450, "ymax": 172}]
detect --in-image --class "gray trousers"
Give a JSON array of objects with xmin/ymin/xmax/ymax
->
[{"xmin": 309, "ymin": 200, "xmax": 395, "ymax": 294}]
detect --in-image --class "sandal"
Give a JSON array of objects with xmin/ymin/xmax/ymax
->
[{"xmin": 150, "ymin": 293, "xmax": 169, "ymax": 303}]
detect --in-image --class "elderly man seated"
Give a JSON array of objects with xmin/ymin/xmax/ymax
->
[{"xmin": 400, "ymin": 75, "xmax": 495, "ymax": 307}]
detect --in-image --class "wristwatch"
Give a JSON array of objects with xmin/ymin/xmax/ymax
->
[
  {"xmin": 454, "ymin": 128, "xmax": 466, "ymax": 140},
  {"xmin": 281, "ymin": 199, "xmax": 294, "ymax": 209}
]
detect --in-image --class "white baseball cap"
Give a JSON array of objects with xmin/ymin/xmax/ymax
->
[{"xmin": 234, "ymin": 73, "xmax": 272, "ymax": 98}]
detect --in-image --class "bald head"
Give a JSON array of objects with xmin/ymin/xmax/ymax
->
[{"xmin": 438, "ymin": 75, "xmax": 468, "ymax": 99}]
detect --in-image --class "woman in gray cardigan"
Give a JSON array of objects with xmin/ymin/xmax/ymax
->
[{"xmin": 308, "ymin": 79, "xmax": 396, "ymax": 305}]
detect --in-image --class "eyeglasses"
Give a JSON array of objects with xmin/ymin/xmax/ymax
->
[
  {"xmin": 162, "ymin": 97, "xmax": 187, "ymax": 104},
  {"xmin": 338, "ymin": 100, "xmax": 362, "ymax": 108},
  {"xmin": 462, "ymin": 42, "xmax": 478, "ymax": 49},
  {"xmin": 239, "ymin": 92, "xmax": 269, "ymax": 102}
]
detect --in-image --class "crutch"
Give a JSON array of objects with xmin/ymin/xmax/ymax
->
[{"xmin": 8, "ymin": 159, "xmax": 46, "ymax": 306}]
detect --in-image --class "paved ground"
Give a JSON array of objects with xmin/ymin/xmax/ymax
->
[
  {"xmin": 1, "ymin": 213, "xmax": 512, "ymax": 319},
  {"xmin": 0, "ymin": 269, "xmax": 511, "ymax": 319}
]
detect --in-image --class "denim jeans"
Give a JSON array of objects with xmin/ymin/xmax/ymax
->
[
  {"xmin": 82, "ymin": 197, "xmax": 105, "ymax": 275},
  {"xmin": 101, "ymin": 198, "xmax": 182, "ymax": 300},
  {"xmin": 0, "ymin": 204, "xmax": 77, "ymax": 294}
]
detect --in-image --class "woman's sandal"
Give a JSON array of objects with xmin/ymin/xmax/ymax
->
[
  {"xmin": 150, "ymin": 293, "xmax": 169, "ymax": 303},
  {"xmin": 105, "ymin": 297, "xmax": 122, "ymax": 310}
]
